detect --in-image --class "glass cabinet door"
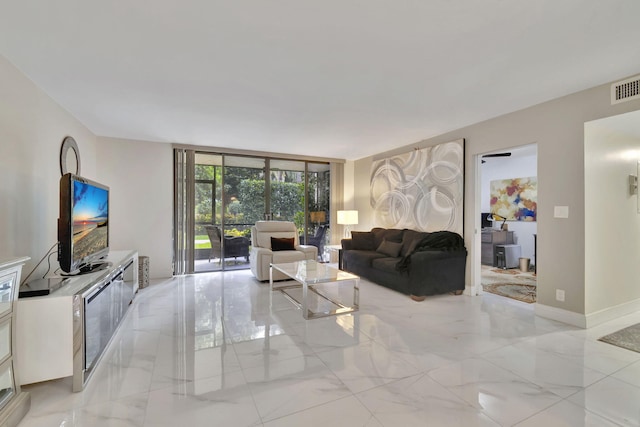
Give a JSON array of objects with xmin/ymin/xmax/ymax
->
[
  {"xmin": 0, "ymin": 359, "xmax": 15, "ymax": 410},
  {"xmin": 0, "ymin": 273, "xmax": 15, "ymax": 318},
  {"xmin": 0, "ymin": 319, "xmax": 10, "ymax": 363}
]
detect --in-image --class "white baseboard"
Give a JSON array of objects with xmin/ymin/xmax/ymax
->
[
  {"xmin": 584, "ymin": 297, "xmax": 640, "ymax": 328},
  {"xmin": 465, "ymin": 284, "xmax": 481, "ymax": 296},
  {"xmin": 536, "ymin": 297, "xmax": 640, "ymax": 329},
  {"xmin": 535, "ymin": 303, "xmax": 587, "ymax": 328}
]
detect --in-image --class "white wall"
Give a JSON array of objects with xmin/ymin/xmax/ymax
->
[
  {"xmin": 351, "ymin": 74, "xmax": 640, "ymax": 321},
  {"xmin": 481, "ymin": 152, "xmax": 537, "ymax": 263},
  {"xmin": 96, "ymin": 137, "xmax": 174, "ymax": 279},
  {"xmin": 0, "ymin": 55, "xmax": 98, "ymax": 276},
  {"xmin": 343, "ymin": 160, "xmax": 355, "ymax": 209},
  {"xmin": 4, "ymin": 45, "xmax": 640, "ymax": 322},
  {"xmin": 0, "ymin": 54, "xmax": 173, "ymax": 280},
  {"xmin": 584, "ymin": 115, "xmax": 640, "ymax": 315}
]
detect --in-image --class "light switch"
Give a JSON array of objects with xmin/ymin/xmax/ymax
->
[{"xmin": 554, "ymin": 206, "xmax": 569, "ymax": 218}]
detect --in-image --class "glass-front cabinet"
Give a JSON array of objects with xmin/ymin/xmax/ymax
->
[
  {"xmin": 0, "ymin": 257, "xmax": 30, "ymax": 427},
  {"xmin": 0, "ymin": 319, "xmax": 10, "ymax": 366},
  {"xmin": 0, "ymin": 274, "xmax": 14, "ymax": 318}
]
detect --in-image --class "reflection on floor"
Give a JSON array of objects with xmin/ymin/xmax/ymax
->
[
  {"xmin": 194, "ymin": 257, "xmax": 250, "ymax": 273},
  {"xmin": 18, "ymin": 270, "xmax": 640, "ymax": 426}
]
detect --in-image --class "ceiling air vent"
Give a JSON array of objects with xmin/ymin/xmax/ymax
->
[{"xmin": 611, "ymin": 75, "xmax": 640, "ymax": 105}]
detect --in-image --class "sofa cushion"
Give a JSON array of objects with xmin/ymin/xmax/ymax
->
[
  {"xmin": 371, "ymin": 257, "xmax": 400, "ymax": 274},
  {"xmin": 271, "ymin": 237, "xmax": 295, "ymax": 251},
  {"xmin": 272, "ymin": 250, "xmax": 307, "ymax": 263},
  {"xmin": 344, "ymin": 250, "xmax": 386, "ymax": 270},
  {"xmin": 254, "ymin": 221, "xmax": 298, "ymax": 248},
  {"xmin": 351, "ymin": 231, "xmax": 375, "ymax": 251},
  {"xmin": 372, "ymin": 227, "xmax": 404, "ymax": 248},
  {"xmin": 377, "ymin": 239, "xmax": 403, "ymax": 258}
]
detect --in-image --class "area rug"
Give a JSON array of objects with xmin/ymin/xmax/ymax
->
[
  {"xmin": 482, "ymin": 282, "xmax": 537, "ymax": 304},
  {"xmin": 482, "ymin": 265, "xmax": 537, "ymax": 303},
  {"xmin": 598, "ymin": 323, "xmax": 640, "ymax": 353},
  {"xmin": 491, "ymin": 268, "xmax": 520, "ymax": 275}
]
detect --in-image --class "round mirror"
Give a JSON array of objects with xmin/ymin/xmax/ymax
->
[{"xmin": 60, "ymin": 136, "xmax": 81, "ymax": 176}]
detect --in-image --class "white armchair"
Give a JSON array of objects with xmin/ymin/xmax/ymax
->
[{"xmin": 250, "ymin": 221, "xmax": 317, "ymax": 281}]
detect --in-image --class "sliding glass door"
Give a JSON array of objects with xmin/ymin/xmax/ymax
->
[
  {"xmin": 194, "ymin": 154, "xmax": 224, "ymax": 272},
  {"xmin": 176, "ymin": 149, "xmax": 332, "ymax": 274},
  {"xmin": 306, "ymin": 163, "xmax": 331, "ymax": 260},
  {"xmin": 269, "ymin": 159, "xmax": 305, "ymax": 234},
  {"xmin": 219, "ymin": 156, "xmax": 265, "ymax": 270},
  {"xmin": 193, "ymin": 155, "xmax": 265, "ymax": 273}
]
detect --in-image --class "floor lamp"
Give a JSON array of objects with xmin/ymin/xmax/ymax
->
[{"xmin": 337, "ymin": 210, "xmax": 358, "ymax": 239}]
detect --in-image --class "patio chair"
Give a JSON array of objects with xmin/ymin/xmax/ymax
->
[
  {"xmin": 204, "ymin": 225, "xmax": 250, "ymax": 263},
  {"xmin": 306, "ymin": 225, "xmax": 328, "ymax": 260}
]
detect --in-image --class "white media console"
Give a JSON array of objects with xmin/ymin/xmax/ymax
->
[{"xmin": 16, "ymin": 250, "xmax": 138, "ymax": 392}]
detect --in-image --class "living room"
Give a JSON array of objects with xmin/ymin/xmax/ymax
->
[
  {"xmin": 2, "ymin": 2, "xmax": 640, "ymax": 426},
  {"xmin": 6, "ymin": 69, "xmax": 640, "ymax": 326},
  {"xmin": 2, "ymin": 3, "xmax": 640, "ymax": 326}
]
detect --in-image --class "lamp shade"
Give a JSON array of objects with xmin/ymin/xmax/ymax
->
[
  {"xmin": 310, "ymin": 211, "xmax": 326, "ymax": 223},
  {"xmin": 337, "ymin": 210, "xmax": 358, "ymax": 225}
]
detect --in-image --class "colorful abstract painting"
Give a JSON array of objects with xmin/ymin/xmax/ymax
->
[
  {"xmin": 490, "ymin": 176, "xmax": 537, "ymax": 221},
  {"xmin": 370, "ymin": 139, "xmax": 464, "ymax": 234}
]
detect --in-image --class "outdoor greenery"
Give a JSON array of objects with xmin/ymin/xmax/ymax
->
[
  {"xmin": 238, "ymin": 179, "xmax": 304, "ymax": 225},
  {"xmin": 193, "ymin": 161, "xmax": 331, "ymax": 249},
  {"xmin": 195, "ymin": 235, "xmax": 210, "ymax": 249}
]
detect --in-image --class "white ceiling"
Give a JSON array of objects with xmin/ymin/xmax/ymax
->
[{"xmin": 1, "ymin": 1, "xmax": 640, "ymax": 161}]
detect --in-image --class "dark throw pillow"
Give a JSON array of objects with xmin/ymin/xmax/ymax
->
[
  {"xmin": 271, "ymin": 237, "xmax": 295, "ymax": 251},
  {"xmin": 372, "ymin": 227, "xmax": 404, "ymax": 248},
  {"xmin": 377, "ymin": 239, "xmax": 403, "ymax": 258},
  {"xmin": 351, "ymin": 231, "xmax": 375, "ymax": 251}
]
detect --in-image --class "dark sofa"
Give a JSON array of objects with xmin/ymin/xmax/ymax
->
[{"xmin": 341, "ymin": 227, "xmax": 466, "ymax": 300}]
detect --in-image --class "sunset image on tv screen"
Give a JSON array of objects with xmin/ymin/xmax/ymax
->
[{"xmin": 72, "ymin": 180, "xmax": 108, "ymax": 261}]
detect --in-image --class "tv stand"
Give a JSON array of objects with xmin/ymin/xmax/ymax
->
[
  {"xmin": 16, "ymin": 251, "xmax": 138, "ymax": 391},
  {"xmin": 77, "ymin": 261, "xmax": 111, "ymax": 274}
]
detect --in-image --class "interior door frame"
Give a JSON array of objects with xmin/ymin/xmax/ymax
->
[{"xmin": 473, "ymin": 143, "xmax": 538, "ymax": 298}]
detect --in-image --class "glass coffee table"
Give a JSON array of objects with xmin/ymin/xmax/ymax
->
[{"xmin": 270, "ymin": 260, "xmax": 359, "ymax": 319}]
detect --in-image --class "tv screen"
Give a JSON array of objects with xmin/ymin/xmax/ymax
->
[{"xmin": 58, "ymin": 173, "xmax": 110, "ymax": 273}]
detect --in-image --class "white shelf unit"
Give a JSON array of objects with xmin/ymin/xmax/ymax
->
[{"xmin": 16, "ymin": 250, "xmax": 138, "ymax": 392}]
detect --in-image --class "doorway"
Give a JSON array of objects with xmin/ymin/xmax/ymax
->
[
  {"xmin": 194, "ymin": 154, "xmax": 264, "ymax": 273},
  {"xmin": 476, "ymin": 143, "xmax": 538, "ymax": 303}
]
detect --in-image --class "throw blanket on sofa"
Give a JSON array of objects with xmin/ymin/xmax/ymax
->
[{"xmin": 396, "ymin": 231, "xmax": 465, "ymax": 273}]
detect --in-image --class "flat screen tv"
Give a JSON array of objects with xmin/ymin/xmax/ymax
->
[{"xmin": 58, "ymin": 173, "xmax": 110, "ymax": 274}]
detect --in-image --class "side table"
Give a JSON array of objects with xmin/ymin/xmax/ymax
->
[{"xmin": 325, "ymin": 245, "xmax": 343, "ymax": 270}]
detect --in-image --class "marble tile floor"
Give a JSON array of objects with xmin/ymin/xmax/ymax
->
[{"xmin": 17, "ymin": 270, "xmax": 640, "ymax": 427}]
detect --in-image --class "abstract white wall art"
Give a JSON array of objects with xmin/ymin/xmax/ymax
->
[{"xmin": 370, "ymin": 139, "xmax": 464, "ymax": 234}]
